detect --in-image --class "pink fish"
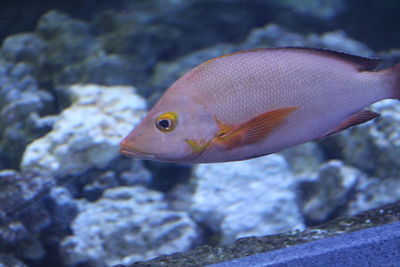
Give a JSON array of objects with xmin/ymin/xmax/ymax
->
[{"xmin": 120, "ymin": 47, "xmax": 400, "ymax": 163}]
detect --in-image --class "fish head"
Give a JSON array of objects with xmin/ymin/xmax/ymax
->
[{"xmin": 120, "ymin": 93, "xmax": 218, "ymax": 163}]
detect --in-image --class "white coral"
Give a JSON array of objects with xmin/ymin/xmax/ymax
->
[{"xmin": 21, "ymin": 84, "xmax": 146, "ymax": 176}]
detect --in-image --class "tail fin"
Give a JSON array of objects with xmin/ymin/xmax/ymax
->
[{"xmin": 391, "ymin": 63, "xmax": 400, "ymax": 99}]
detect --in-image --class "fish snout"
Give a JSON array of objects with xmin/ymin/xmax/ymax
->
[
  {"xmin": 119, "ymin": 133, "xmax": 154, "ymax": 159},
  {"xmin": 120, "ymin": 135, "xmax": 137, "ymax": 157}
]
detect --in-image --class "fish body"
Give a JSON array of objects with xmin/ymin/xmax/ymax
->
[{"xmin": 120, "ymin": 47, "xmax": 400, "ymax": 163}]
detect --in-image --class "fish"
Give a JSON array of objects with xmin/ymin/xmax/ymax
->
[{"xmin": 120, "ymin": 47, "xmax": 400, "ymax": 163}]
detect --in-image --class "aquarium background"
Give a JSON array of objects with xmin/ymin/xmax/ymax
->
[{"xmin": 1, "ymin": 0, "xmax": 400, "ymax": 266}]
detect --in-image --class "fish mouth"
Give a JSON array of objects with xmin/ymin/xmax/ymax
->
[
  {"xmin": 120, "ymin": 133, "xmax": 156, "ymax": 159},
  {"xmin": 119, "ymin": 146, "xmax": 156, "ymax": 159}
]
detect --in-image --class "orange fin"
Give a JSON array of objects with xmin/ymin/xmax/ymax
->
[
  {"xmin": 322, "ymin": 110, "xmax": 380, "ymax": 138},
  {"xmin": 215, "ymin": 107, "xmax": 298, "ymax": 150}
]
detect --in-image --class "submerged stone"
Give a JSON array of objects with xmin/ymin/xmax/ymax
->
[
  {"xmin": 190, "ymin": 154, "xmax": 304, "ymax": 244},
  {"xmin": 297, "ymin": 160, "xmax": 363, "ymax": 224},
  {"xmin": 0, "ymin": 61, "xmax": 54, "ymax": 169},
  {"xmin": 60, "ymin": 186, "xmax": 200, "ymax": 266},
  {"xmin": 20, "ymin": 84, "xmax": 146, "ymax": 176}
]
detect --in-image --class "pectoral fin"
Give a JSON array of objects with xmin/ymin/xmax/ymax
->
[
  {"xmin": 322, "ymin": 110, "xmax": 380, "ymax": 138},
  {"xmin": 215, "ymin": 107, "xmax": 298, "ymax": 150}
]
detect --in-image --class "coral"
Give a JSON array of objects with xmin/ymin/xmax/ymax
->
[
  {"xmin": 281, "ymin": 142, "xmax": 325, "ymax": 176},
  {"xmin": 127, "ymin": 201, "xmax": 400, "ymax": 267},
  {"xmin": 297, "ymin": 160, "xmax": 363, "ymax": 224},
  {"xmin": 21, "ymin": 84, "xmax": 146, "ymax": 176},
  {"xmin": 347, "ymin": 176, "xmax": 400, "ymax": 216},
  {"xmin": 0, "ymin": 61, "xmax": 54, "ymax": 169},
  {"xmin": 0, "ymin": 33, "xmax": 46, "ymax": 63},
  {"xmin": 0, "ymin": 170, "xmax": 53, "ymax": 261},
  {"xmin": 190, "ymin": 154, "xmax": 304, "ymax": 244},
  {"xmin": 331, "ymin": 100, "xmax": 400, "ymax": 179},
  {"xmin": 276, "ymin": 0, "xmax": 345, "ymax": 18},
  {"xmin": 0, "ymin": 253, "xmax": 28, "ymax": 267},
  {"xmin": 57, "ymin": 52, "xmax": 136, "ymax": 86},
  {"xmin": 60, "ymin": 186, "xmax": 199, "ymax": 266}
]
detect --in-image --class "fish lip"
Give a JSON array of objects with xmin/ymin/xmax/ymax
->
[{"xmin": 119, "ymin": 146, "xmax": 156, "ymax": 159}]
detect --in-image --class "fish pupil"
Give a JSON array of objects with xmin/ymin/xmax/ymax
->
[{"xmin": 159, "ymin": 119, "xmax": 170, "ymax": 129}]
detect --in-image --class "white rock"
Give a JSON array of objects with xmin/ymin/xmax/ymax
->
[
  {"xmin": 336, "ymin": 99, "xmax": 400, "ymax": 179},
  {"xmin": 297, "ymin": 160, "xmax": 363, "ymax": 223},
  {"xmin": 60, "ymin": 186, "xmax": 199, "ymax": 267},
  {"xmin": 20, "ymin": 84, "xmax": 146, "ymax": 176},
  {"xmin": 281, "ymin": 142, "xmax": 325, "ymax": 177},
  {"xmin": 190, "ymin": 154, "xmax": 304, "ymax": 244},
  {"xmin": 347, "ymin": 176, "xmax": 400, "ymax": 216}
]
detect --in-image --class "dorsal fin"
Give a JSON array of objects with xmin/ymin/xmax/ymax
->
[
  {"xmin": 281, "ymin": 47, "xmax": 382, "ymax": 71},
  {"xmin": 201, "ymin": 47, "xmax": 381, "ymax": 72}
]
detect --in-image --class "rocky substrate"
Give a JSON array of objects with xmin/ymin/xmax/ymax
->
[{"xmin": 127, "ymin": 200, "xmax": 400, "ymax": 267}]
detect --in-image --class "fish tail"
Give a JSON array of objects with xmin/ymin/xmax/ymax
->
[{"xmin": 390, "ymin": 63, "xmax": 400, "ymax": 99}]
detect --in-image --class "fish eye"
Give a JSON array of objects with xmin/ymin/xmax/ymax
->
[
  {"xmin": 159, "ymin": 119, "xmax": 170, "ymax": 129},
  {"xmin": 155, "ymin": 112, "xmax": 178, "ymax": 132}
]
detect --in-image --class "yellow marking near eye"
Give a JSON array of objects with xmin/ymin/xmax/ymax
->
[{"xmin": 158, "ymin": 112, "xmax": 178, "ymax": 121}]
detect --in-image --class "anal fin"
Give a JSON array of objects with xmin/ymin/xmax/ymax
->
[{"xmin": 322, "ymin": 110, "xmax": 380, "ymax": 138}]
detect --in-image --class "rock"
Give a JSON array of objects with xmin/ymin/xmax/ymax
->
[
  {"xmin": 0, "ymin": 253, "xmax": 28, "ymax": 267},
  {"xmin": 94, "ymin": 2, "xmax": 267, "ymax": 90},
  {"xmin": 60, "ymin": 186, "xmax": 200, "ymax": 266},
  {"xmin": 36, "ymin": 10, "xmax": 100, "ymax": 63},
  {"xmin": 81, "ymin": 171, "xmax": 120, "ymax": 201},
  {"xmin": 326, "ymin": 99, "xmax": 400, "ymax": 179},
  {"xmin": 64, "ymin": 157, "xmax": 153, "ymax": 202},
  {"xmin": 150, "ymin": 44, "xmax": 236, "ymax": 96},
  {"xmin": 21, "ymin": 84, "xmax": 147, "ymax": 176},
  {"xmin": 241, "ymin": 24, "xmax": 374, "ymax": 56},
  {"xmin": 334, "ymin": 98, "xmax": 400, "ymax": 216},
  {"xmin": 297, "ymin": 160, "xmax": 363, "ymax": 224},
  {"xmin": 0, "ymin": 169, "xmax": 53, "ymax": 261},
  {"xmin": 0, "ymin": 33, "xmax": 46, "ymax": 63},
  {"xmin": 313, "ymin": 31, "xmax": 372, "ymax": 55},
  {"xmin": 57, "ymin": 52, "xmax": 136, "ymax": 86},
  {"xmin": 47, "ymin": 186, "xmax": 78, "ymax": 228},
  {"xmin": 281, "ymin": 142, "xmax": 325, "ymax": 177},
  {"xmin": 275, "ymin": 0, "xmax": 344, "ymax": 19},
  {"xmin": 0, "ymin": 61, "xmax": 54, "ymax": 169},
  {"xmin": 34, "ymin": 10, "xmax": 102, "ymax": 85},
  {"xmin": 0, "ymin": 170, "xmax": 54, "ymax": 221},
  {"xmin": 145, "ymin": 161, "xmax": 193, "ymax": 192},
  {"xmin": 95, "ymin": 13, "xmax": 181, "ymax": 67},
  {"xmin": 15, "ymin": 10, "xmax": 149, "ymax": 88},
  {"xmin": 127, "ymin": 200, "xmax": 400, "ymax": 267},
  {"xmin": 190, "ymin": 154, "xmax": 304, "ymax": 244},
  {"xmin": 347, "ymin": 176, "xmax": 400, "ymax": 216},
  {"xmin": 117, "ymin": 159, "xmax": 153, "ymax": 187}
]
